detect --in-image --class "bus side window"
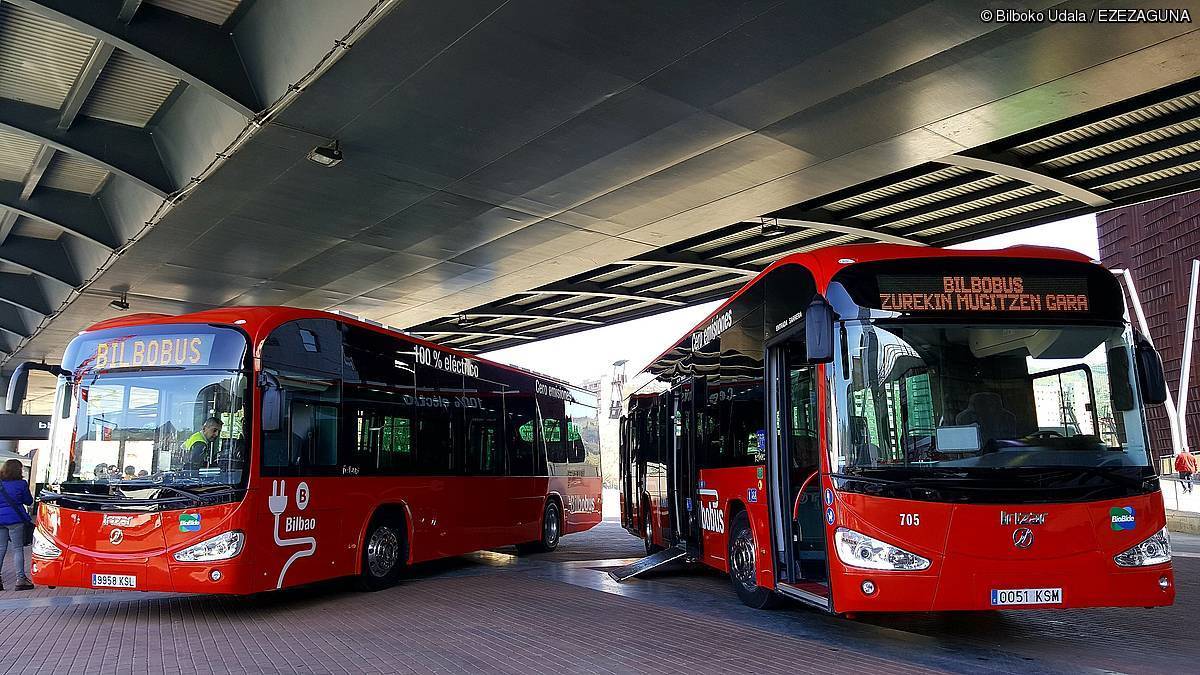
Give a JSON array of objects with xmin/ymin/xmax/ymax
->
[
  {"xmin": 507, "ymin": 396, "xmax": 538, "ymax": 476},
  {"xmin": 260, "ymin": 319, "xmax": 343, "ymax": 477},
  {"xmin": 566, "ymin": 400, "xmax": 599, "ymax": 474},
  {"xmin": 413, "ymin": 367, "xmax": 461, "ymax": 475},
  {"xmin": 539, "ymin": 398, "xmax": 567, "ymax": 473},
  {"xmin": 463, "ymin": 379, "xmax": 504, "ymax": 476},
  {"xmin": 341, "ymin": 326, "xmax": 417, "ymax": 475},
  {"xmin": 290, "ymin": 400, "xmax": 338, "ymax": 468}
]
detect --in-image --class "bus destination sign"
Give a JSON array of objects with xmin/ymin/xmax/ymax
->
[
  {"xmin": 877, "ymin": 275, "xmax": 1090, "ymax": 314},
  {"xmin": 82, "ymin": 334, "xmax": 217, "ymax": 369}
]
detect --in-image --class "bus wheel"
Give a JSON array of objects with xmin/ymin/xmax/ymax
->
[
  {"xmin": 642, "ymin": 504, "xmax": 660, "ymax": 555},
  {"xmin": 356, "ymin": 517, "xmax": 404, "ymax": 591},
  {"xmin": 518, "ymin": 500, "xmax": 561, "ymax": 554},
  {"xmin": 728, "ymin": 510, "xmax": 778, "ymax": 609}
]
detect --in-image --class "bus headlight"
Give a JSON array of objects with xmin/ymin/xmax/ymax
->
[
  {"xmin": 1114, "ymin": 527, "xmax": 1171, "ymax": 567},
  {"xmin": 834, "ymin": 527, "xmax": 930, "ymax": 571},
  {"xmin": 31, "ymin": 528, "xmax": 61, "ymax": 559},
  {"xmin": 173, "ymin": 531, "xmax": 244, "ymax": 562}
]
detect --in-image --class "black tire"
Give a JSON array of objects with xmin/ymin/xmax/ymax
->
[
  {"xmin": 642, "ymin": 502, "xmax": 661, "ymax": 555},
  {"xmin": 518, "ymin": 500, "xmax": 562, "ymax": 554},
  {"xmin": 355, "ymin": 516, "xmax": 405, "ymax": 591},
  {"xmin": 727, "ymin": 510, "xmax": 779, "ymax": 609}
]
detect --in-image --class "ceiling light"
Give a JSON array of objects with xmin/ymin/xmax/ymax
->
[
  {"xmin": 306, "ymin": 140, "xmax": 343, "ymax": 167},
  {"xmin": 109, "ymin": 292, "xmax": 129, "ymax": 311}
]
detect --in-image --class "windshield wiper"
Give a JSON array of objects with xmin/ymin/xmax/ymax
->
[
  {"xmin": 1077, "ymin": 466, "xmax": 1153, "ymax": 490},
  {"xmin": 41, "ymin": 489, "xmax": 192, "ymax": 506},
  {"xmin": 144, "ymin": 484, "xmax": 243, "ymax": 501}
]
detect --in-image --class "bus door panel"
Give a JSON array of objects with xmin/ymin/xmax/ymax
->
[
  {"xmin": 619, "ymin": 415, "xmax": 632, "ymax": 529},
  {"xmin": 507, "ymin": 397, "xmax": 546, "ymax": 543},
  {"xmin": 648, "ymin": 396, "xmax": 670, "ymax": 545},
  {"xmin": 461, "ymin": 379, "xmax": 512, "ymax": 548},
  {"xmin": 787, "ymin": 354, "xmax": 826, "ymax": 585},
  {"xmin": 668, "ymin": 382, "xmax": 697, "ymax": 548},
  {"xmin": 767, "ymin": 339, "xmax": 829, "ymax": 590}
]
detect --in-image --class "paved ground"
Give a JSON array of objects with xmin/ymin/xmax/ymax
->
[{"xmin": 0, "ymin": 522, "xmax": 1194, "ymax": 674}]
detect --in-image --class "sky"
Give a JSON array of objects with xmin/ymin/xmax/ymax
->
[{"xmin": 483, "ymin": 215, "xmax": 1100, "ymax": 385}]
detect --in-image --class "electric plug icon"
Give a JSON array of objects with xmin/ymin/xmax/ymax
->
[{"xmin": 268, "ymin": 479, "xmax": 288, "ymax": 516}]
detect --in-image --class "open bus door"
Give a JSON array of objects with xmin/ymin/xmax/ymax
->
[
  {"xmin": 619, "ymin": 415, "xmax": 634, "ymax": 531},
  {"xmin": 766, "ymin": 330, "xmax": 830, "ymax": 609},
  {"xmin": 608, "ymin": 389, "xmax": 692, "ymax": 582},
  {"xmin": 667, "ymin": 379, "xmax": 699, "ymax": 554}
]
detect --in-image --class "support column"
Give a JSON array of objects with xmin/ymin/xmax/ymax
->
[{"xmin": 1179, "ymin": 259, "xmax": 1200, "ymax": 453}]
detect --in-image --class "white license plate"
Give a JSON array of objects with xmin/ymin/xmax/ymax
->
[
  {"xmin": 92, "ymin": 573, "xmax": 136, "ymax": 589},
  {"xmin": 990, "ymin": 587, "xmax": 1062, "ymax": 606}
]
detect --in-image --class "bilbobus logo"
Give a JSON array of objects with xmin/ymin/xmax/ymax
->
[{"xmin": 1110, "ymin": 506, "xmax": 1135, "ymax": 531}]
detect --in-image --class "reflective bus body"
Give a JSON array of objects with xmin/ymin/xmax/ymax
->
[
  {"xmin": 27, "ymin": 307, "xmax": 601, "ymax": 594},
  {"xmin": 619, "ymin": 244, "xmax": 1173, "ymax": 614}
]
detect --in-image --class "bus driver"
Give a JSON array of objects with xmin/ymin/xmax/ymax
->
[{"xmin": 184, "ymin": 417, "xmax": 223, "ymax": 470}]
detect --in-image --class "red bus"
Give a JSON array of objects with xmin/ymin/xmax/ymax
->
[
  {"xmin": 618, "ymin": 243, "xmax": 1173, "ymax": 614},
  {"xmin": 6, "ymin": 307, "xmax": 601, "ymax": 594}
]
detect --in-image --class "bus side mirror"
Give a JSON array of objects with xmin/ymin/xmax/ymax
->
[
  {"xmin": 805, "ymin": 295, "xmax": 834, "ymax": 363},
  {"xmin": 5, "ymin": 367, "xmax": 29, "ymax": 414},
  {"xmin": 260, "ymin": 372, "xmax": 283, "ymax": 432},
  {"xmin": 1134, "ymin": 335, "xmax": 1167, "ymax": 405},
  {"xmin": 5, "ymin": 362, "xmax": 67, "ymax": 413}
]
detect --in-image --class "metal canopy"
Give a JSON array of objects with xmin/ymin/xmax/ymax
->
[
  {"xmin": 3, "ymin": 1, "xmax": 1200, "ymax": 413},
  {"xmin": 414, "ymin": 79, "xmax": 1200, "ymax": 353}
]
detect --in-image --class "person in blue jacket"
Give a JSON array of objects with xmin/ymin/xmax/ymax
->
[{"xmin": 0, "ymin": 458, "xmax": 34, "ymax": 590}]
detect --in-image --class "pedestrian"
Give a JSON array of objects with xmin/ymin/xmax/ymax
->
[
  {"xmin": 1176, "ymin": 449, "xmax": 1198, "ymax": 494},
  {"xmin": 0, "ymin": 458, "xmax": 35, "ymax": 590}
]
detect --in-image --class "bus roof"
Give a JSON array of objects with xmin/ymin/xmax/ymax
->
[
  {"xmin": 637, "ymin": 242, "xmax": 1101, "ymax": 377},
  {"xmin": 81, "ymin": 306, "xmax": 586, "ymax": 393}
]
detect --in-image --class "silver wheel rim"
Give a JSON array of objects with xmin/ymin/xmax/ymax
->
[
  {"xmin": 730, "ymin": 527, "xmax": 756, "ymax": 592},
  {"xmin": 367, "ymin": 526, "xmax": 399, "ymax": 578},
  {"xmin": 544, "ymin": 506, "xmax": 559, "ymax": 546}
]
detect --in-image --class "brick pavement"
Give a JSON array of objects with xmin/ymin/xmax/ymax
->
[
  {"xmin": 0, "ymin": 565, "xmax": 947, "ymax": 675},
  {"xmin": 0, "ymin": 521, "xmax": 1193, "ymax": 674}
]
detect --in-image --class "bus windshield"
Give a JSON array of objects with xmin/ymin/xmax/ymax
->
[
  {"xmin": 833, "ymin": 321, "xmax": 1152, "ymax": 473},
  {"xmin": 66, "ymin": 371, "xmax": 248, "ymax": 487},
  {"xmin": 50, "ymin": 324, "xmax": 250, "ymax": 489}
]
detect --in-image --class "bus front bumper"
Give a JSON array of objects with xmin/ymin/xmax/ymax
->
[
  {"xmin": 830, "ymin": 556, "xmax": 1174, "ymax": 613},
  {"xmin": 31, "ymin": 548, "xmax": 257, "ymax": 595}
]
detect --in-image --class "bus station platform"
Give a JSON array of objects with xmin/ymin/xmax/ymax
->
[{"xmin": 0, "ymin": 520, "xmax": 1194, "ymax": 674}]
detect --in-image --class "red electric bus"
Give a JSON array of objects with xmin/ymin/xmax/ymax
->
[
  {"xmin": 618, "ymin": 243, "xmax": 1173, "ymax": 614},
  {"xmin": 6, "ymin": 307, "xmax": 601, "ymax": 594}
]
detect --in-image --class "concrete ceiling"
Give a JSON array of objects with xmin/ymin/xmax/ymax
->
[{"xmin": 4, "ymin": 0, "xmax": 1200, "ymax": 412}]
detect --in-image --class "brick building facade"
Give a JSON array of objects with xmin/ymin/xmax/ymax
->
[{"xmin": 1098, "ymin": 191, "xmax": 1200, "ymax": 460}]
